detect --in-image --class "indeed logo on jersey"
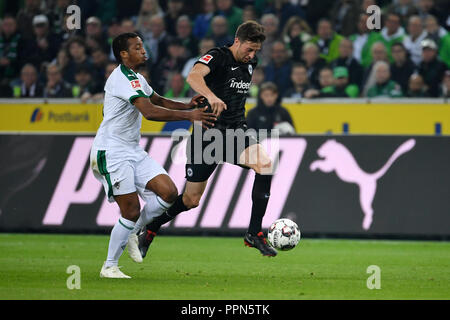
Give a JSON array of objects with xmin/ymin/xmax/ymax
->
[{"xmin": 229, "ymin": 78, "xmax": 251, "ymax": 91}]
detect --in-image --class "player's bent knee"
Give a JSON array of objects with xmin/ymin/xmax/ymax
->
[
  {"xmin": 121, "ymin": 203, "xmax": 141, "ymax": 221},
  {"xmin": 160, "ymin": 187, "xmax": 178, "ymax": 204},
  {"xmin": 115, "ymin": 194, "xmax": 141, "ymax": 221}
]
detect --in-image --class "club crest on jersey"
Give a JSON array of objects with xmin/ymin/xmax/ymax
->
[
  {"xmin": 200, "ymin": 54, "xmax": 213, "ymax": 64},
  {"xmin": 248, "ymin": 64, "xmax": 253, "ymax": 75},
  {"xmin": 131, "ymin": 79, "xmax": 141, "ymax": 89}
]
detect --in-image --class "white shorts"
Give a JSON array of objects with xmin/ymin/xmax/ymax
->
[{"xmin": 90, "ymin": 148, "xmax": 168, "ymax": 202}]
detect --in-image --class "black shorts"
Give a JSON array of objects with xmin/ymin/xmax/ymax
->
[{"xmin": 185, "ymin": 122, "xmax": 258, "ymax": 182}]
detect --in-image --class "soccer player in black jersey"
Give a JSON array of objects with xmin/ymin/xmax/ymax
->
[{"xmin": 138, "ymin": 21, "xmax": 278, "ymax": 257}]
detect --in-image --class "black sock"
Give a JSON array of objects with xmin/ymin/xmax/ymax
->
[
  {"xmin": 146, "ymin": 194, "xmax": 189, "ymax": 233},
  {"xmin": 248, "ymin": 173, "xmax": 272, "ymax": 235}
]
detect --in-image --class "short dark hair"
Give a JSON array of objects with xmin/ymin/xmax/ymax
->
[
  {"xmin": 112, "ymin": 32, "xmax": 139, "ymax": 63},
  {"xmin": 235, "ymin": 21, "xmax": 266, "ymax": 43}
]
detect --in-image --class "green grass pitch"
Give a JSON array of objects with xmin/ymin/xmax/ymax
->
[{"xmin": 0, "ymin": 233, "xmax": 449, "ymax": 300}]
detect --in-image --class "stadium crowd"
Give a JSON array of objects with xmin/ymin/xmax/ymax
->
[{"xmin": 0, "ymin": 0, "xmax": 449, "ymax": 101}]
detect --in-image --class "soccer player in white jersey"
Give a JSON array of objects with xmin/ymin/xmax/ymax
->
[{"xmin": 91, "ymin": 32, "xmax": 216, "ymax": 278}]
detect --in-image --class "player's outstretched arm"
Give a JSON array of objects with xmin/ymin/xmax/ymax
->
[
  {"xmin": 133, "ymin": 97, "xmax": 216, "ymax": 128},
  {"xmin": 150, "ymin": 92, "xmax": 205, "ymax": 111},
  {"xmin": 187, "ymin": 63, "xmax": 227, "ymax": 117}
]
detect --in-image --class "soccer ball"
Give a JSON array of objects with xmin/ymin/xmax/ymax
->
[{"xmin": 268, "ymin": 218, "xmax": 301, "ymax": 251}]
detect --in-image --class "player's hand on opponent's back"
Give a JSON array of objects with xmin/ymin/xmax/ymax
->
[
  {"xmin": 189, "ymin": 106, "xmax": 217, "ymax": 129},
  {"xmin": 207, "ymin": 95, "xmax": 227, "ymax": 117}
]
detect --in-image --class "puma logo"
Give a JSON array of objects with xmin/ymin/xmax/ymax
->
[{"xmin": 310, "ymin": 139, "xmax": 416, "ymax": 230}]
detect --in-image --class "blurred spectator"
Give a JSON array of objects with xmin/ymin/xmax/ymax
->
[
  {"xmin": 259, "ymin": 14, "xmax": 281, "ymax": 67},
  {"xmin": 136, "ymin": 0, "xmax": 164, "ymax": 30},
  {"xmin": 385, "ymin": 0, "xmax": 418, "ymax": 26},
  {"xmin": 242, "ymin": 5, "xmax": 257, "ymax": 22},
  {"xmin": 390, "ymin": 42, "xmax": 416, "ymax": 94},
  {"xmin": 329, "ymin": 0, "xmax": 360, "ymax": 37},
  {"xmin": 152, "ymin": 38, "xmax": 187, "ymax": 93},
  {"xmin": 440, "ymin": 70, "xmax": 450, "ymax": 98},
  {"xmin": 73, "ymin": 65, "xmax": 101, "ymax": 102},
  {"xmin": 145, "ymin": 15, "xmax": 170, "ymax": 67},
  {"xmin": 120, "ymin": 18, "xmax": 138, "ymax": 34},
  {"xmin": 418, "ymin": 39, "xmax": 448, "ymax": 97},
  {"xmin": 91, "ymin": 48, "xmax": 109, "ymax": 86},
  {"xmin": 64, "ymin": 36, "xmax": 93, "ymax": 84},
  {"xmin": 16, "ymin": 0, "xmax": 43, "ymax": 41},
  {"xmin": 164, "ymin": 0, "xmax": 186, "ymax": 37},
  {"xmin": 135, "ymin": 0, "xmax": 163, "ymax": 49},
  {"xmin": 248, "ymin": 65, "xmax": 265, "ymax": 98},
  {"xmin": 193, "ymin": 0, "xmax": 215, "ymax": 39},
  {"xmin": 85, "ymin": 16, "xmax": 110, "ymax": 54},
  {"xmin": 282, "ymin": 16, "xmax": 312, "ymax": 63},
  {"xmin": 209, "ymin": 15, "xmax": 233, "ymax": 47},
  {"xmin": 304, "ymin": 66, "xmax": 359, "ymax": 98},
  {"xmin": 310, "ymin": 18, "xmax": 344, "ymax": 64},
  {"xmin": 304, "ymin": 67, "xmax": 334, "ymax": 98},
  {"xmin": 0, "ymin": 15, "xmax": 21, "ymax": 90},
  {"xmin": 349, "ymin": 13, "xmax": 383, "ymax": 68},
  {"xmin": 424, "ymin": 15, "xmax": 448, "ymax": 47},
  {"xmin": 164, "ymin": 72, "xmax": 190, "ymax": 98},
  {"xmin": 331, "ymin": 66, "xmax": 360, "ymax": 97},
  {"xmin": 403, "ymin": 16, "xmax": 427, "ymax": 66},
  {"xmin": 380, "ymin": 12, "xmax": 405, "ymax": 61},
  {"xmin": 330, "ymin": 38, "xmax": 364, "ymax": 89},
  {"xmin": 366, "ymin": 61, "xmax": 403, "ymax": 98},
  {"xmin": 43, "ymin": 63, "xmax": 73, "ymax": 98},
  {"xmin": 215, "ymin": 0, "xmax": 243, "ymax": 37},
  {"xmin": 182, "ymin": 37, "xmax": 215, "ymax": 78},
  {"xmin": 21, "ymin": 14, "xmax": 62, "ymax": 71},
  {"xmin": 283, "ymin": 63, "xmax": 312, "ymax": 99},
  {"xmin": 106, "ymin": 20, "xmax": 122, "ymax": 59},
  {"xmin": 301, "ymin": 42, "xmax": 326, "ymax": 88},
  {"xmin": 12, "ymin": 63, "xmax": 44, "ymax": 98},
  {"xmin": 362, "ymin": 41, "xmax": 389, "ymax": 90},
  {"xmin": 246, "ymin": 81, "xmax": 295, "ymax": 134},
  {"xmin": 176, "ymin": 15, "xmax": 199, "ymax": 59},
  {"xmin": 264, "ymin": 40, "xmax": 292, "ymax": 96},
  {"xmin": 53, "ymin": 48, "xmax": 70, "ymax": 75},
  {"xmin": 406, "ymin": 73, "xmax": 429, "ymax": 97}
]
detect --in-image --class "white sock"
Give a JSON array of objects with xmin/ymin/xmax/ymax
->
[
  {"xmin": 105, "ymin": 217, "xmax": 136, "ymax": 268},
  {"xmin": 133, "ymin": 195, "xmax": 173, "ymax": 233}
]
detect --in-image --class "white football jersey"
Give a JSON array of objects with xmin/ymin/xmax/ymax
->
[{"xmin": 92, "ymin": 64, "xmax": 154, "ymax": 168}]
